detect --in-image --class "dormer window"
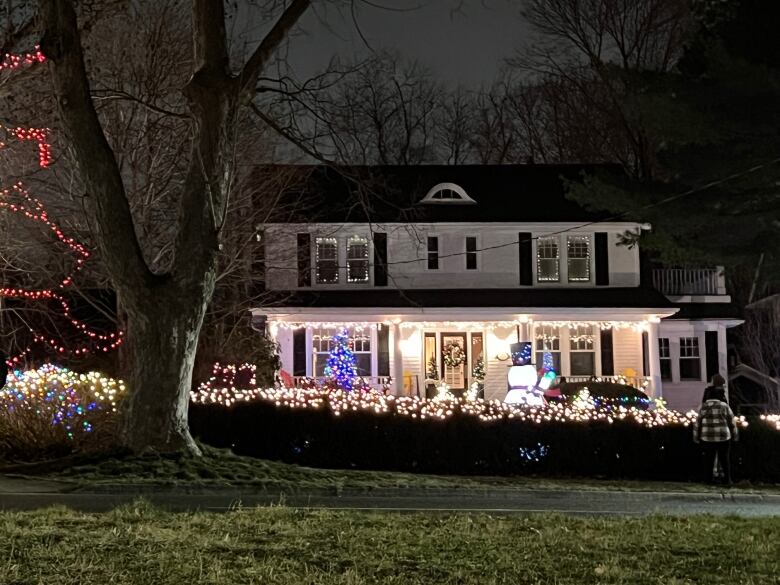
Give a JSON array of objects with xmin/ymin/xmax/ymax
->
[{"xmin": 420, "ymin": 182, "xmax": 476, "ymax": 205}]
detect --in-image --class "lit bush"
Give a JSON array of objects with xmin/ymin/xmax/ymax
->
[{"xmin": 0, "ymin": 364, "xmax": 126, "ymax": 459}]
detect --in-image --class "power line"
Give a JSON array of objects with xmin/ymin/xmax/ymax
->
[{"xmin": 257, "ymin": 157, "xmax": 780, "ymax": 272}]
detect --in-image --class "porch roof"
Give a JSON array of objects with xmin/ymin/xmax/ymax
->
[{"xmin": 258, "ymin": 287, "xmax": 676, "ymax": 311}]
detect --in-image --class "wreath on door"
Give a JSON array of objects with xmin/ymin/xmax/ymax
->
[{"xmin": 442, "ymin": 341, "xmax": 465, "ymax": 368}]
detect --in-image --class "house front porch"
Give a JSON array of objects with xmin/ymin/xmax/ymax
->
[{"xmin": 256, "ymin": 307, "xmax": 677, "ymax": 401}]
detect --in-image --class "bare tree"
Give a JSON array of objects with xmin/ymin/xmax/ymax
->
[
  {"xmin": 504, "ymin": 0, "xmax": 692, "ymax": 175},
  {"xmin": 38, "ymin": 0, "xmax": 312, "ymax": 454},
  {"xmin": 738, "ymin": 304, "xmax": 780, "ymax": 411}
]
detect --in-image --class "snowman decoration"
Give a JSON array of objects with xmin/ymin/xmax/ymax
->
[{"xmin": 504, "ymin": 342, "xmax": 553, "ymax": 407}]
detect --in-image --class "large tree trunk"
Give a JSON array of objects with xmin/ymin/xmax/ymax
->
[
  {"xmin": 119, "ymin": 270, "xmax": 215, "ymax": 454},
  {"xmin": 40, "ymin": 0, "xmax": 312, "ymax": 455}
]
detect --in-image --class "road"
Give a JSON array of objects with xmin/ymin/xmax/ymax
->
[{"xmin": 1, "ymin": 484, "xmax": 779, "ymax": 516}]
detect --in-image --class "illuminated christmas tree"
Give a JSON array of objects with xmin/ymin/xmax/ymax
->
[{"xmin": 324, "ymin": 329, "xmax": 358, "ymax": 391}]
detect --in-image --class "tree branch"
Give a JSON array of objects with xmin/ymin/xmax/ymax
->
[
  {"xmin": 238, "ymin": 0, "xmax": 311, "ymax": 103},
  {"xmin": 38, "ymin": 0, "xmax": 153, "ymax": 289}
]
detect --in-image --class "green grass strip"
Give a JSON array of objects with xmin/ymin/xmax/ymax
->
[{"xmin": 0, "ymin": 502, "xmax": 777, "ymax": 584}]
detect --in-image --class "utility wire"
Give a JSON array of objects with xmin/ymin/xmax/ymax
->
[{"xmin": 256, "ymin": 156, "xmax": 780, "ymax": 272}]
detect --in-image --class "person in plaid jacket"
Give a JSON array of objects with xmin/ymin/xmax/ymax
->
[{"xmin": 694, "ymin": 376, "xmax": 738, "ymax": 484}]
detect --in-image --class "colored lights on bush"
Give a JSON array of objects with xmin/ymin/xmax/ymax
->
[{"xmin": 0, "ymin": 365, "xmax": 126, "ymax": 439}]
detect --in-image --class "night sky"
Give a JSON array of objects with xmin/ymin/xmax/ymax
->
[{"xmin": 237, "ymin": 0, "xmax": 525, "ymax": 87}]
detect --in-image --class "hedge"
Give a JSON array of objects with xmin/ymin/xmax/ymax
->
[{"xmin": 189, "ymin": 402, "xmax": 780, "ymax": 483}]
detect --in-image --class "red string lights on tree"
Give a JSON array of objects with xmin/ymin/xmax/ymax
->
[{"xmin": 1, "ymin": 47, "xmax": 123, "ymax": 366}]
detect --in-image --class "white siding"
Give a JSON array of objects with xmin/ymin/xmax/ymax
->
[
  {"xmin": 613, "ymin": 328, "xmax": 643, "ymax": 376},
  {"xmin": 263, "ymin": 222, "xmax": 643, "ymax": 291},
  {"xmin": 608, "ymin": 232, "xmax": 640, "ymax": 286},
  {"xmin": 400, "ymin": 327, "xmax": 423, "ymax": 394},
  {"xmin": 276, "ymin": 328, "xmax": 294, "ymax": 375},
  {"xmin": 657, "ymin": 319, "xmax": 732, "ymax": 411},
  {"xmin": 483, "ymin": 326, "xmax": 514, "ymax": 401}
]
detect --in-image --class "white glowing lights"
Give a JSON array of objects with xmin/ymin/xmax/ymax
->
[{"xmin": 190, "ymin": 379, "xmax": 757, "ymax": 431}]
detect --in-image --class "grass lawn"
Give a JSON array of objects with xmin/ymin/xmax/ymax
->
[
  {"xmin": 5, "ymin": 445, "xmax": 775, "ymax": 494},
  {"xmin": 0, "ymin": 502, "xmax": 777, "ymax": 584}
]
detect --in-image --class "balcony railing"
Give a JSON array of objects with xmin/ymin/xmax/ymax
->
[{"xmin": 652, "ymin": 267, "xmax": 723, "ymax": 296}]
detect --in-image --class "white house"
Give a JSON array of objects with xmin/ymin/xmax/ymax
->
[{"xmin": 250, "ymin": 165, "xmax": 741, "ymax": 411}]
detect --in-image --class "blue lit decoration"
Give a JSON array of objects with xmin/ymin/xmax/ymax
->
[
  {"xmin": 518, "ymin": 442, "xmax": 550, "ymax": 463},
  {"xmin": 510, "ymin": 342, "xmax": 532, "ymax": 366},
  {"xmin": 324, "ymin": 329, "xmax": 358, "ymax": 391},
  {"xmin": 543, "ymin": 351, "xmax": 554, "ymax": 371}
]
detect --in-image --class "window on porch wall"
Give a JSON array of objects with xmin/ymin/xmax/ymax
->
[
  {"xmin": 569, "ymin": 325, "xmax": 595, "ymax": 376},
  {"xmin": 679, "ymin": 337, "xmax": 701, "ymax": 380},
  {"xmin": 312, "ymin": 327, "xmax": 371, "ymax": 376},
  {"xmin": 535, "ymin": 326, "xmax": 561, "ymax": 373},
  {"xmin": 658, "ymin": 338, "xmax": 672, "ymax": 380}
]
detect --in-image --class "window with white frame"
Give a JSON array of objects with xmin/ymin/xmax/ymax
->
[
  {"xmin": 567, "ymin": 235, "xmax": 591, "ymax": 282},
  {"xmin": 465, "ymin": 236, "xmax": 478, "ymax": 270},
  {"xmin": 427, "ymin": 236, "xmax": 439, "ymax": 270},
  {"xmin": 658, "ymin": 338, "xmax": 672, "ymax": 380},
  {"xmin": 679, "ymin": 337, "xmax": 701, "ymax": 380},
  {"xmin": 537, "ymin": 237, "xmax": 560, "ymax": 282},
  {"xmin": 315, "ymin": 237, "xmax": 339, "ymax": 284},
  {"xmin": 534, "ymin": 326, "xmax": 561, "ymax": 373},
  {"xmin": 347, "ymin": 235, "xmax": 370, "ymax": 283},
  {"xmin": 569, "ymin": 325, "xmax": 595, "ymax": 375},
  {"xmin": 312, "ymin": 327, "xmax": 371, "ymax": 377}
]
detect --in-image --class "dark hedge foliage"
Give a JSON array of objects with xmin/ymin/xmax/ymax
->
[{"xmin": 189, "ymin": 402, "xmax": 780, "ymax": 482}]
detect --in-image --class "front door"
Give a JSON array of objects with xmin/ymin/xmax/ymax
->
[{"xmin": 441, "ymin": 332, "xmax": 468, "ymax": 392}]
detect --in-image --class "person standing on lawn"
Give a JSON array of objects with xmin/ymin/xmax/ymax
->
[{"xmin": 694, "ymin": 376, "xmax": 739, "ymax": 484}]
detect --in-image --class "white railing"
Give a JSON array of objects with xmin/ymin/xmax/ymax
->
[
  {"xmin": 652, "ymin": 267, "xmax": 722, "ymax": 296},
  {"xmin": 292, "ymin": 376, "xmax": 393, "ymax": 391},
  {"xmin": 563, "ymin": 375, "xmax": 650, "ymax": 390}
]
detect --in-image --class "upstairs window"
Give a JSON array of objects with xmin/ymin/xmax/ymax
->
[
  {"xmin": 465, "ymin": 236, "xmax": 478, "ymax": 270},
  {"xmin": 567, "ymin": 236, "xmax": 591, "ymax": 282},
  {"xmin": 315, "ymin": 237, "xmax": 338, "ymax": 284},
  {"xmin": 537, "ymin": 237, "xmax": 560, "ymax": 282},
  {"xmin": 569, "ymin": 325, "xmax": 595, "ymax": 375},
  {"xmin": 427, "ymin": 236, "xmax": 439, "ymax": 270},
  {"xmin": 347, "ymin": 235, "xmax": 370, "ymax": 283},
  {"xmin": 679, "ymin": 337, "xmax": 701, "ymax": 380}
]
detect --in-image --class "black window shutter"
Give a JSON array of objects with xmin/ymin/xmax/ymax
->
[
  {"xmin": 292, "ymin": 328, "xmax": 306, "ymax": 376},
  {"xmin": 600, "ymin": 328, "xmax": 614, "ymax": 376},
  {"xmin": 641, "ymin": 331, "xmax": 649, "ymax": 377},
  {"xmin": 374, "ymin": 232, "xmax": 388, "ymax": 287},
  {"xmin": 595, "ymin": 232, "xmax": 609, "ymax": 285},
  {"xmin": 377, "ymin": 325, "xmax": 390, "ymax": 376},
  {"xmin": 297, "ymin": 233, "xmax": 311, "ymax": 287},
  {"xmin": 518, "ymin": 232, "xmax": 532, "ymax": 285},
  {"xmin": 705, "ymin": 331, "xmax": 719, "ymax": 381}
]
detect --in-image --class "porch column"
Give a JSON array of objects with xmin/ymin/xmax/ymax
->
[
  {"xmin": 392, "ymin": 322, "xmax": 404, "ymax": 396},
  {"xmin": 646, "ymin": 321, "xmax": 662, "ymax": 400}
]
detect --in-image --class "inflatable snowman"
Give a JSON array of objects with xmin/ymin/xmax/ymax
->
[{"xmin": 504, "ymin": 342, "xmax": 547, "ymax": 407}]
